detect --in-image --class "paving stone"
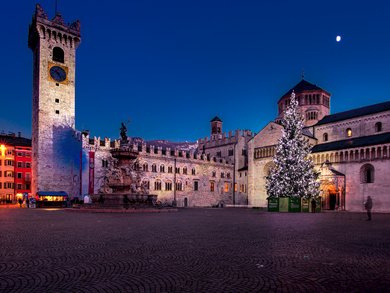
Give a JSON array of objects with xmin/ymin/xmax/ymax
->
[{"xmin": 0, "ymin": 208, "xmax": 389, "ymax": 292}]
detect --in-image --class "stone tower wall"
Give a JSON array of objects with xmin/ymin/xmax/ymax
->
[{"xmin": 29, "ymin": 5, "xmax": 82, "ymax": 197}]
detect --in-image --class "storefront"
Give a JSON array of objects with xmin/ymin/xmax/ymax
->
[{"xmin": 36, "ymin": 191, "xmax": 68, "ymax": 208}]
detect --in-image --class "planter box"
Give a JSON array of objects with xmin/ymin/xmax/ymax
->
[
  {"xmin": 289, "ymin": 197, "xmax": 301, "ymax": 212},
  {"xmin": 279, "ymin": 197, "xmax": 289, "ymax": 212},
  {"xmin": 267, "ymin": 197, "xmax": 279, "ymax": 212},
  {"xmin": 301, "ymin": 198, "xmax": 310, "ymax": 212}
]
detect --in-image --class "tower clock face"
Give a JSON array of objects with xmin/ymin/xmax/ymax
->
[{"xmin": 50, "ymin": 66, "xmax": 67, "ymax": 82}]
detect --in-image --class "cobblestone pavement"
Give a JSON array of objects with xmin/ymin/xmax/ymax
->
[{"xmin": 0, "ymin": 208, "xmax": 389, "ymax": 292}]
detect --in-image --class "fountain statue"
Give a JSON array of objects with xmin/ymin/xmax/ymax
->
[{"xmin": 90, "ymin": 123, "xmax": 157, "ymax": 208}]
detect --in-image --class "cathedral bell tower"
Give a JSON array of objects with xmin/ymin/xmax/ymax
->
[{"xmin": 28, "ymin": 4, "xmax": 81, "ymax": 197}]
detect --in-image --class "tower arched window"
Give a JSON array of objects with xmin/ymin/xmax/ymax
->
[
  {"xmin": 346, "ymin": 128, "xmax": 352, "ymax": 137},
  {"xmin": 160, "ymin": 164, "xmax": 165, "ymax": 173},
  {"xmin": 53, "ymin": 47, "xmax": 64, "ymax": 63},
  {"xmin": 375, "ymin": 122, "xmax": 382, "ymax": 132},
  {"xmin": 323, "ymin": 133, "xmax": 328, "ymax": 142},
  {"xmin": 360, "ymin": 164, "xmax": 375, "ymax": 183}
]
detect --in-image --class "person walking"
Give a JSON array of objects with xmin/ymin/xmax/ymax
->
[{"xmin": 364, "ymin": 196, "xmax": 373, "ymax": 221}]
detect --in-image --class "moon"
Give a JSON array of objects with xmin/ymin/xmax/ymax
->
[{"xmin": 336, "ymin": 35, "xmax": 341, "ymax": 42}]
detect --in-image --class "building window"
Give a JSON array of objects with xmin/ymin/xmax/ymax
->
[
  {"xmin": 55, "ymin": 98, "xmax": 60, "ymax": 103},
  {"xmin": 175, "ymin": 167, "xmax": 180, "ymax": 174},
  {"xmin": 216, "ymin": 151, "xmax": 221, "ymax": 157},
  {"xmin": 17, "ymin": 162, "xmax": 22, "ymax": 168},
  {"xmin": 165, "ymin": 181, "xmax": 172, "ymax": 191},
  {"xmin": 5, "ymin": 160, "xmax": 14, "ymax": 166},
  {"xmin": 143, "ymin": 163, "xmax": 148, "ymax": 172},
  {"xmin": 160, "ymin": 165, "xmax": 165, "ymax": 173},
  {"xmin": 55, "ymin": 110, "xmax": 60, "ymax": 114},
  {"xmin": 210, "ymin": 181, "xmax": 215, "ymax": 192},
  {"xmin": 221, "ymin": 172, "xmax": 225, "ymax": 178},
  {"xmin": 102, "ymin": 159, "xmax": 108, "ymax": 168},
  {"xmin": 361, "ymin": 164, "xmax": 374, "ymax": 183},
  {"xmin": 228, "ymin": 149, "xmax": 234, "ymax": 156},
  {"xmin": 26, "ymin": 163, "xmax": 31, "ymax": 168},
  {"xmin": 26, "ymin": 183, "xmax": 31, "ymax": 190},
  {"xmin": 167, "ymin": 166, "xmax": 173, "ymax": 173},
  {"xmin": 192, "ymin": 168, "xmax": 196, "ymax": 175},
  {"xmin": 375, "ymin": 122, "xmax": 382, "ymax": 132},
  {"xmin": 17, "ymin": 184, "xmax": 22, "ymax": 190},
  {"xmin": 224, "ymin": 182, "xmax": 229, "ymax": 193},
  {"xmin": 176, "ymin": 181, "xmax": 183, "ymax": 191},
  {"xmin": 183, "ymin": 167, "xmax": 187, "ymax": 175},
  {"xmin": 323, "ymin": 133, "xmax": 328, "ymax": 142},
  {"xmin": 143, "ymin": 181, "xmax": 150, "ymax": 190},
  {"xmin": 152, "ymin": 164, "xmax": 157, "ymax": 172},
  {"xmin": 154, "ymin": 180, "xmax": 162, "ymax": 191},
  {"xmin": 5, "ymin": 171, "xmax": 14, "ymax": 177},
  {"xmin": 212, "ymin": 171, "xmax": 216, "ymax": 177},
  {"xmin": 194, "ymin": 181, "xmax": 199, "ymax": 191},
  {"xmin": 17, "ymin": 173, "xmax": 22, "ymax": 179},
  {"xmin": 346, "ymin": 128, "xmax": 352, "ymax": 137},
  {"xmin": 227, "ymin": 173, "xmax": 231, "ymax": 179},
  {"xmin": 53, "ymin": 47, "xmax": 64, "ymax": 63}
]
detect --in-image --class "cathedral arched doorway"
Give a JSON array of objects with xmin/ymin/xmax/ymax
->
[{"xmin": 319, "ymin": 162, "xmax": 345, "ymax": 210}]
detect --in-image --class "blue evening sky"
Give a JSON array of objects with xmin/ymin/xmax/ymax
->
[{"xmin": 1, "ymin": 0, "xmax": 390, "ymax": 141}]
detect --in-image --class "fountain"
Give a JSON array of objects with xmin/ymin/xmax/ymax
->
[{"xmin": 88, "ymin": 123, "xmax": 158, "ymax": 209}]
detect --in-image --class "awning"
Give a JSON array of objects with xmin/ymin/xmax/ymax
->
[{"xmin": 37, "ymin": 191, "xmax": 68, "ymax": 197}]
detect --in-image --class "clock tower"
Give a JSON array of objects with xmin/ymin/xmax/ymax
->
[{"xmin": 28, "ymin": 4, "xmax": 82, "ymax": 197}]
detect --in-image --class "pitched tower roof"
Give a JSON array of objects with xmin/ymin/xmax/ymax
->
[{"xmin": 210, "ymin": 116, "xmax": 222, "ymax": 122}]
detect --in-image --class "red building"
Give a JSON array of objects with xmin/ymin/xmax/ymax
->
[{"xmin": 0, "ymin": 133, "xmax": 32, "ymax": 204}]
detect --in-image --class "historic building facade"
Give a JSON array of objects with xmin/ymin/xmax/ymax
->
[
  {"xmin": 248, "ymin": 79, "xmax": 390, "ymax": 212},
  {"xmin": 81, "ymin": 135, "xmax": 235, "ymax": 207}
]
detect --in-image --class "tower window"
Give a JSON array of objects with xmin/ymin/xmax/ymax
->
[
  {"xmin": 55, "ymin": 99, "xmax": 59, "ymax": 103},
  {"xmin": 55, "ymin": 110, "xmax": 60, "ymax": 114},
  {"xmin": 346, "ymin": 128, "xmax": 352, "ymax": 137},
  {"xmin": 375, "ymin": 122, "xmax": 382, "ymax": 132},
  {"xmin": 53, "ymin": 47, "xmax": 64, "ymax": 63}
]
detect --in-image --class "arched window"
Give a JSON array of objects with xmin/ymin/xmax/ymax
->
[
  {"xmin": 154, "ymin": 180, "xmax": 162, "ymax": 190},
  {"xmin": 152, "ymin": 164, "xmax": 157, "ymax": 172},
  {"xmin": 160, "ymin": 164, "xmax": 165, "ymax": 173},
  {"xmin": 360, "ymin": 164, "xmax": 375, "ymax": 183},
  {"xmin": 143, "ymin": 163, "xmax": 148, "ymax": 172},
  {"xmin": 53, "ymin": 47, "xmax": 64, "ymax": 63},
  {"xmin": 375, "ymin": 122, "xmax": 382, "ymax": 132},
  {"xmin": 191, "ymin": 168, "xmax": 196, "ymax": 175},
  {"xmin": 323, "ymin": 133, "xmax": 328, "ymax": 142},
  {"xmin": 346, "ymin": 128, "xmax": 352, "ymax": 137}
]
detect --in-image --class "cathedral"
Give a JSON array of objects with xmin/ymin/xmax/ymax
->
[{"xmin": 28, "ymin": 4, "xmax": 390, "ymax": 211}]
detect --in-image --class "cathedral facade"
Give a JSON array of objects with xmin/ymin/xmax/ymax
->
[{"xmin": 248, "ymin": 80, "xmax": 390, "ymax": 212}]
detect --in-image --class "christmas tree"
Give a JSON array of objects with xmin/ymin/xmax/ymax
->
[{"xmin": 266, "ymin": 92, "xmax": 319, "ymax": 198}]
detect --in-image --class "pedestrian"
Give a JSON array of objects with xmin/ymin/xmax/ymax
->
[
  {"xmin": 364, "ymin": 196, "xmax": 373, "ymax": 221},
  {"xmin": 311, "ymin": 198, "xmax": 316, "ymax": 213},
  {"xmin": 18, "ymin": 198, "xmax": 23, "ymax": 208},
  {"xmin": 26, "ymin": 198, "xmax": 30, "ymax": 208}
]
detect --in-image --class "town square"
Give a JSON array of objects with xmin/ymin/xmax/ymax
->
[{"xmin": 1, "ymin": 0, "xmax": 390, "ymax": 291}]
